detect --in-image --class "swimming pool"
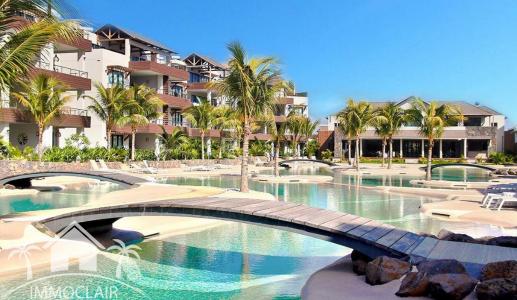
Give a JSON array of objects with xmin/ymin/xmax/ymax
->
[{"xmin": 0, "ymin": 167, "xmax": 501, "ymax": 299}]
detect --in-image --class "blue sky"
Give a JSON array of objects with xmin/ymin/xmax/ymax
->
[{"xmin": 73, "ymin": 0, "xmax": 517, "ymax": 126}]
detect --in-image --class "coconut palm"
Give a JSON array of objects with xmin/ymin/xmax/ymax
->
[
  {"xmin": 373, "ymin": 118, "xmax": 390, "ymax": 167},
  {"xmin": 8, "ymin": 243, "xmax": 41, "ymax": 280},
  {"xmin": 107, "ymin": 239, "xmax": 141, "ymax": 279},
  {"xmin": 12, "ymin": 74, "xmax": 71, "ymax": 161},
  {"xmin": 300, "ymin": 117, "xmax": 319, "ymax": 157},
  {"xmin": 124, "ymin": 84, "xmax": 163, "ymax": 160},
  {"xmin": 213, "ymin": 105, "xmax": 239, "ymax": 159},
  {"xmin": 86, "ymin": 83, "xmax": 129, "ymax": 149},
  {"xmin": 0, "ymin": 0, "xmax": 81, "ymax": 89},
  {"xmin": 182, "ymin": 98, "xmax": 215, "ymax": 160},
  {"xmin": 211, "ymin": 42, "xmax": 279, "ymax": 192},
  {"xmin": 340, "ymin": 99, "xmax": 377, "ymax": 171},
  {"xmin": 286, "ymin": 113, "xmax": 304, "ymax": 157},
  {"xmin": 336, "ymin": 111, "xmax": 354, "ymax": 165},
  {"xmin": 406, "ymin": 98, "xmax": 463, "ymax": 180},
  {"xmin": 158, "ymin": 125, "xmax": 189, "ymax": 159},
  {"xmin": 375, "ymin": 103, "xmax": 407, "ymax": 169}
]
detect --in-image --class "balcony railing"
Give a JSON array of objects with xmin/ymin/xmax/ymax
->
[
  {"xmin": 35, "ymin": 60, "xmax": 89, "ymax": 78},
  {"xmin": 61, "ymin": 106, "xmax": 89, "ymax": 117},
  {"xmin": 130, "ymin": 56, "xmax": 187, "ymax": 70},
  {"xmin": 156, "ymin": 88, "xmax": 189, "ymax": 99}
]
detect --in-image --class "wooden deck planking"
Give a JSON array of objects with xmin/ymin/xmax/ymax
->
[
  {"xmin": 298, "ymin": 210, "xmax": 344, "ymax": 226},
  {"xmin": 362, "ymin": 224, "xmax": 395, "ymax": 242},
  {"xmin": 235, "ymin": 201, "xmax": 285, "ymax": 213},
  {"xmin": 317, "ymin": 214, "xmax": 360, "ymax": 232},
  {"xmin": 391, "ymin": 232, "xmax": 424, "ymax": 253},
  {"xmin": 409, "ymin": 237, "xmax": 439, "ymax": 258},
  {"xmin": 376, "ymin": 229, "xmax": 409, "ymax": 248},
  {"xmin": 253, "ymin": 203, "xmax": 301, "ymax": 217},
  {"xmin": 347, "ymin": 220, "xmax": 384, "ymax": 238},
  {"xmin": 275, "ymin": 207, "xmax": 321, "ymax": 222}
]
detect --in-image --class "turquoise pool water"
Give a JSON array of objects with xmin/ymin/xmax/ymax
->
[{"xmin": 0, "ymin": 167, "xmax": 499, "ymax": 299}]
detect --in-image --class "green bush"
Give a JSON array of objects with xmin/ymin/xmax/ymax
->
[
  {"xmin": 135, "ymin": 149, "xmax": 156, "ymax": 161},
  {"xmin": 304, "ymin": 140, "xmax": 319, "ymax": 158},
  {"xmin": 42, "ymin": 147, "xmax": 129, "ymax": 162},
  {"xmin": 489, "ymin": 152, "xmax": 514, "ymax": 165},
  {"xmin": 249, "ymin": 140, "xmax": 269, "ymax": 157},
  {"xmin": 321, "ymin": 149, "xmax": 333, "ymax": 160},
  {"xmin": 43, "ymin": 146, "xmax": 81, "ymax": 162},
  {"xmin": 359, "ymin": 157, "xmax": 405, "ymax": 164},
  {"xmin": 418, "ymin": 157, "xmax": 467, "ymax": 164}
]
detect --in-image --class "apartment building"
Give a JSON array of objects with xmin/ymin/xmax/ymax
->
[
  {"xmin": 0, "ymin": 13, "xmax": 92, "ymax": 150},
  {"xmin": 321, "ymin": 97, "xmax": 506, "ymax": 159}
]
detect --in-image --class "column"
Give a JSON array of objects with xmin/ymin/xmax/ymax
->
[
  {"xmin": 154, "ymin": 137, "xmax": 161, "ymax": 160},
  {"xmin": 0, "ymin": 123, "xmax": 9, "ymax": 142},
  {"xmin": 359, "ymin": 139, "xmax": 363, "ymax": 157},
  {"xmin": 399, "ymin": 139, "xmax": 403, "ymax": 158},
  {"xmin": 421, "ymin": 140, "xmax": 425, "ymax": 158},
  {"xmin": 439, "ymin": 139, "xmax": 443, "ymax": 158},
  {"xmin": 42, "ymin": 126, "xmax": 53, "ymax": 149},
  {"xmin": 207, "ymin": 90, "xmax": 212, "ymax": 103},
  {"xmin": 463, "ymin": 139, "xmax": 468, "ymax": 158},
  {"xmin": 207, "ymin": 138, "xmax": 212, "ymax": 158}
]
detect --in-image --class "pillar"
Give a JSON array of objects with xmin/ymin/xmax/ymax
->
[
  {"xmin": 439, "ymin": 139, "xmax": 443, "ymax": 158},
  {"xmin": 207, "ymin": 138, "xmax": 212, "ymax": 158},
  {"xmin": 42, "ymin": 126, "xmax": 53, "ymax": 149},
  {"xmin": 0, "ymin": 123, "xmax": 9, "ymax": 142},
  {"xmin": 207, "ymin": 90, "xmax": 212, "ymax": 103},
  {"xmin": 421, "ymin": 139, "xmax": 425, "ymax": 158},
  {"xmin": 399, "ymin": 139, "xmax": 403, "ymax": 158},
  {"xmin": 154, "ymin": 137, "xmax": 161, "ymax": 160},
  {"xmin": 359, "ymin": 139, "xmax": 363, "ymax": 157},
  {"xmin": 463, "ymin": 139, "xmax": 468, "ymax": 158}
]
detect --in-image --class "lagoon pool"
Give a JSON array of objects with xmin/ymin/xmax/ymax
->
[{"xmin": 0, "ymin": 167, "xmax": 501, "ymax": 299}]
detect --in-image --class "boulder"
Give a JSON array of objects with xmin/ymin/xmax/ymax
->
[
  {"xmin": 3, "ymin": 184, "xmax": 15, "ymax": 190},
  {"xmin": 480, "ymin": 260, "xmax": 517, "ymax": 281},
  {"xmin": 437, "ymin": 229, "xmax": 478, "ymax": 243},
  {"xmin": 428, "ymin": 273, "xmax": 477, "ymax": 300},
  {"xmin": 365, "ymin": 256, "xmax": 411, "ymax": 285},
  {"xmin": 417, "ymin": 259, "xmax": 467, "ymax": 276},
  {"xmin": 351, "ymin": 250, "xmax": 372, "ymax": 275},
  {"xmin": 476, "ymin": 278, "xmax": 517, "ymax": 300},
  {"xmin": 486, "ymin": 236, "xmax": 517, "ymax": 248},
  {"xmin": 395, "ymin": 271, "xmax": 429, "ymax": 297}
]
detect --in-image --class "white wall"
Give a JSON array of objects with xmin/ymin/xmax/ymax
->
[{"xmin": 135, "ymin": 134, "xmax": 157, "ymax": 150}]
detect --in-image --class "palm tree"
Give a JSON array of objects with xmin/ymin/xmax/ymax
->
[
  {"xmin": 158, "ymin": 125, "xmax": 190, "ymax": 159},
  {"xmin": 375, "ymin": 103, "xmax": 407, "ymax": 169},
  {"xmin": 300, "ymin": 117, "xmax": 319, "ymax": 157},
  {"xmin": 373, "ymin": 118, "xmax": 390, "ymax": 167},
  {"xmin": 183, "ymin": 98, "xmax": 215, "ymax": 160},
  {"xmin": 86, "ymin": 83, "xmax": 128, "ymax": 149},
  {"xmin": 211, "ymin": 42, "xmax": 279, "ymax": 192},
  {"xmin": 8, "ymin": 243, "xmax": 41, "ymax": 280},
  {"xmin": 124, "ymin": 84, "xmax": 163, "ymax": 160},
  {"xmin": 213, "ymin": 105, "xmax": 239, "ymax": 159},
  {"xmin": 406, "ymin": 98, "xmax": 463, "ymax": 180},
  {"xmin": 12, "ymin": 74, "xmax": 71, "ymax": 161},
  {"xmin": 336, "ymin": 114, "xmax": 354, "ymax": 165},
  {"xmin": 286, "ymin": 113, "xmax": 304, "ymax": 157},
  {"xmin": 340, "ymin": 99, "xmax": 377, "ymax": 171},
  {"xmin": 0, "ymin": 0, "xmax": 81, "ymax": 90},
  {"xmin": 107, "ymin": 239, "xmax": 141, "ymax": 279}
]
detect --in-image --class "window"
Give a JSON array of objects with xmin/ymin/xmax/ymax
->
[
  {"xmin": 464, "ymin": 116, "xmax": 482, "ymax": 126},
  {"xmin": 111, "ymin": 135, "xmax": 124, "ymax": 149},
  {"xmin": 108, "ymin": 71, "xmax": 125, "ymax": 87},
  {"xmin": 170, "ymin": 84, "xmax": 184, "ymax": 97},
  {"xmin": 491, "ymin": 122, "xmax": 498, "ymax": 127},
  {"xmin": 188, "ymin": 72, "xmax": 209, "ymax": 83},
  {"xmin": 170, "ymin": 110, "xmax": 183, "ymax": 126}
]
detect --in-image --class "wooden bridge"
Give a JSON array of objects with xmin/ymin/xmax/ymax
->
[
  {"xmin": 280, "ymin": 159, "xmax": 337, "ymax": 168},
  {"xmin": 430, "ymin": 163, "xmax": 497, "ymax": 172},
  {"xmin": 39, "ymin": 197, "xmax": 516, "ymax": 268},
  {"xmin": 0, "ymin": 171, "xmax": 149, "ymax": 188}
]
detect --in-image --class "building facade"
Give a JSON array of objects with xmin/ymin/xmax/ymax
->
[{"xmin": 322, "ymin": 97, "xmax": 506, "ymax": 160}]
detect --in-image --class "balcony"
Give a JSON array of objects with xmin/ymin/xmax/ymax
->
[
  {"xmin": 187, "ymin": 128, "xmax": 220, "ymax": 138},
  {"xmin": 274, "ymin": 115, "xmax": 287, "ymax": 123},
  {"xmin": 34, "ymin": 60, "xmax": 91, "ymax": 91},
  {"xmin": 156, "ymin": 89, "xmax": 192, "ymax": 109},
  {"xmin": 0, "ymin": 101, "xmax": 90, "ymax": 128},
  {"xmin": 54, "ymin": 31, "xmax": 92, "ymax": 53},
  {"xmin": 129, "ymin": 57, "xmax": 188, "ymax": 81}
]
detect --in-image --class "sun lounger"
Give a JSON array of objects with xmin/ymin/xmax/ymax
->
[
  {"xmin": 187, "ymin": 165, "xmax": 213, "ymax": 172},
  {"xmin": 496, "ymin": 192, "xmax": 517, "ymax": 211},
  {"xmin": 481, "ymin": 193, "xmax": 503, "ymax": 208}
]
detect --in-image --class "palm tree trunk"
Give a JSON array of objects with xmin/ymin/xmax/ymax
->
[
  {"xmin": 274, "ymin": 140, "xmax": 280, "ymax": 177},
  {"xmin": 131, "ymin": 129, "xmax": 136, "ymax": 161},
  {"xmin": 381, "ymin": 138, "xmax": 386, "ymax": 168},
  {"xmin": 219, "ymin": 130, "xmax": 224, "ymax": 159},
  {"xmin": 347, "ymin": 138, "xmax": 352, "ymax": 165},
  {"xmin": 426, "ymin": 141, "xmax": 433, "ymax": 181},
  {"xmin": 355, "ymin": 136, "xmax": 360, "ymax": 171},
  {"xmin": 107, "ymin": 128, "xmax": 112, "ymax": 150},
  {"xmin": 240, "ymin": 117, "xmax": 250, "ymax": 192},
  {"xmin": 201, "ymin": 131, "xmax": 205, "ymax": 160},
  {"xmin": 37, "ymin": 126, "xmax": 44, "ymax": 162},
  {"xmin": 388, "ymin": 138, "xmax": 393, "ymax": 169}
]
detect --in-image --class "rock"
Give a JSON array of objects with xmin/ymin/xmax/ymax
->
[
  {"xmin": 365, "ymin": 256, "xmax": 411, "ymax": 285},
  {"xmin": 428, "ymin": 273, "xmax": 477, "ymax": 300},
  {"xmin": 480, "ymin": 260, "xmax": 517, "ymax": 281},
  {"xmin": 351, "ymin": 250, "xmax": 372, "ymax": 275},
  {"xmin": 396, "ymin": 271, "xmax": 429, "ymax": 297},
  {"xmin": 417, "ymin": 259, "xmax": 467, "ymax": 276},
  {"xmin": 437, "ymin": 229, "xmax": 478, "ymax": 243},
  {"xmin": 486, "ymin": 236, "xmax": 517, "ymax": 248},
  {"xmin": 3, "ymin": 184, "xmax": 15, "ymax": 189},
  {"xmin": 476, "ymin": 278, "xmax": 517, "ymax": 300}
]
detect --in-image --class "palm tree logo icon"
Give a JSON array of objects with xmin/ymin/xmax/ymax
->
[
  {"xmin": 107, "ymin": 239, "xmax": 142, "ymax": 279},
  {"xmin": 8, "ymin": 244, "xmax": 41, "ymax": 280}
]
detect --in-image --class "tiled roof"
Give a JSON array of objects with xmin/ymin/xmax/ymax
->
[
  {"xmin": 183, "ymin": 53, "xmax": 227, "ymax": 70},
  {"xmin": 96, "ymin": 24, "xmax": 176, "ymax": 54}
]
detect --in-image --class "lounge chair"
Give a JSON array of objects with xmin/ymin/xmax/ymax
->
[
  {"xmin": 187, "ymin": 165, "xmax": 213, "ymax": 172},
  {"xmin": 481, "ymin": 193, "xmax": 503, "ymax": 208},
  {"xmin": 496, "ymin": 192, "xmax": 517, "ymax": 211}
]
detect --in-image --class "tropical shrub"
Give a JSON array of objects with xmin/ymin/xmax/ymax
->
[
  {"xmin": 135, "ymin": 149, "xmax": 156, "ymax": 161},
  {"xmin": 489, "ymin": 152, "xmax": 514, "ymax": 165},
  {"xmin": 321, "ymin": 149, "xmax": 333, "ymax": 161},
  {"xmin": 65, "ymin": 133, "xmax": 90, "ymax": 148},
  {"xmin": 43, "ymin": 146, "xmax": 81, "ymax": 162},
  {"xmin": 304, "ymin": 140, "xmax": 319, "ymax": 158},
  {"xmin": 42, "ymin": 147, "xmax": 129, "ymax": 162},
  {"xmin": 249, "ymin": 140, "xmax": 269, "ymax": 157}
]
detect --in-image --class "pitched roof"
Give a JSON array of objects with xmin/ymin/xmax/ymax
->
[
  {"xmin": 183, "ymin": 53, "xmax": 227, "ymax": 70},
  {"xmin": 95, "ymin": 24, "xmax": 176, "ymax": 54}
]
